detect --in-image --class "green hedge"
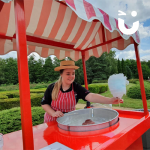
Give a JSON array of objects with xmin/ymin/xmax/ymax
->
[
  {"xmin": 0, "ymin": 94, "xmax": 8, "ymax": 99},
  {"xmin": 82, "ymin": 83, "xmax": 108, "ymax": 94},
  {"xmin": 34, "ymin": 85, "xmax": 48, "ymax": 89},
  {"xmin": 92, "ymin": 80, "xmax": 108, "ymax": 83},
  {"xmin": 0, "ymin": 84, "xmax": 108, "ymax": 111},
  {"xmin": 127, "ymin": 82, "xmax": 150, "ymax": 99},
  {"xmin": 30, "ymin": 88, "xmax": 46, "ymax": 93},
  {"xmin": 0, "ymin": 107, "xmax": 45, "ymax": 134},
  {"xmin": 0, "ymin": 91, "xmax": 21, "ymax": 100},
  {"xmin": 128, "ymin": 79, "xmax": 139, "ymax": 84},
  {"xmin": 0, "ymin": 93, "xmax": 44, "ymax": 111}
]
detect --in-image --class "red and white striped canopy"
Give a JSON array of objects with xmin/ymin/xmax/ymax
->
[{"xmin": 0, "ymin": 0, "xmax": 140, "ymax": 61}]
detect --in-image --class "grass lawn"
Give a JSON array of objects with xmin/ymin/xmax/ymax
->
[{"xmin": 78, "ymin": 83, "xmax": 150, "ymax": 109}]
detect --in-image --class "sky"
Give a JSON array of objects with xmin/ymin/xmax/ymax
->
[
  {"xmin": 0, "ymin": 0, "xmax": 150, "ymax": 61},
  {"xmin": 86, "ymin": 0, "xmax": 150, "ymax": 61}
]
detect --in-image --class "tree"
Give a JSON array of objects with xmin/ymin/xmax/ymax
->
[
  {"xmin": 87, "ymin": 55, "xmax": 109, "ymax": 81},
  {"xmin": 125, "ymin": 59, "xmax": 131, "ymax": 67},
  {"xmin": 141, "ymin": 64, "xmax": 150, "ymax": 80},
  {"xmin": 0, "ymin": 58, "xmax": 5, "ymax": 85},
  {"xmin": 121, "ymin": 58, "xmax": 127, "ymax": 76},
  {"xmin": 34, "ymin": 58, "xmax": 44, "ymax": 83},
  {"xmin": 126, "ymin": 66, "xmax": 132, "ymax": 79},
  {"xmin": 3, "ymin": 58, "xmax": 18, "ymax": 84},
  {"xmin": 74, "ymin": 59, "xmax": 84, "ymax": 85},
  {"xmin": 52, "ymin": 57, "xmax": 62, "ymax": 81},
  {"xmin": 129, "ymin": 59, "xmax": 138, "ymax": 78},
  {"xmin": 28, "ymin": 55, "xmax": 36, "ymax": 83},
  {"xmin": 147, "ymin": 60, "xmax": 150, "ymax": 69},
  {"xmin": 86, "ymin": 60, "xmax": 94, "ymax": 84},
  {"xmin": 104, "ymin": 50, "xmax": 118, "ymax": 75},
  {"xmin": 117, "ymin": 59, "xmax": 122, "ymax": 73},
  {"xmin": 43, "ymin": 57, "xmax": 55, "ymax": 82}
]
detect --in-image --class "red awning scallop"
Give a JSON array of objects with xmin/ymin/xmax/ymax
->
[{"xmin": 0, "ymin": 0, "xmax": 140, "ymax": 61}]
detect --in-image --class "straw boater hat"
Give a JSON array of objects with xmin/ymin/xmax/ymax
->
[{"xmin": 54, "ymin": 60, "xmax": 79, "ymax": 71}]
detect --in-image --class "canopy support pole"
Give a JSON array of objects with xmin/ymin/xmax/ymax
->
[
  {"xmin": 14, "ymin": 0, "xmax": 34, "ymax": 149},
  {"xmin": 102, "ymin": 24, "xmax": 106, "ymax": 43},
  {"xmin": 134, "ymin": 42, "xmax": 148, "ymax": 115},
  {"xmin": 81, "ymin": 51, "xmax": 90, "ymax": 108},
  {"xmin": 0, "ymin": 1, "xmax": 4, "ymax": 12}
]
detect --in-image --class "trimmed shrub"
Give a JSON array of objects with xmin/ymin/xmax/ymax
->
[
  {"xmin": 82, "ymin": 83, "xmax": 108, "ymax": 94},
  {"xmin": 127, "ymin": 83, "xmax": 150, "ymax": 99},
  {"xmin": 0, "ymin": 107, "xmax": 45, "ymax": 134},
  {"xmin": 6, "ymin": 92, "xmax": 20, "ymax": 98},
  {"xmin": 128, "ymin": 79, "xmax": 139, "ymax": 84},
  {"xmin": 0, "ymin": 83, "xmax": 108, "ymax": 111},
  {"xmin": 47, "ymin": 81, "xmax": 52, "ymax": 84},
  {"xmin": 0, "ymin": 85, "xmax": 19, "ymax": 91},
  {"xmin": 0, "ymin": 95, "xmax": 8, "ymax": 99},
  {"xmin": 30, "ymin": 89, "xmax": 46, "ymax": 93},
  {"xmin": 30, "ymin": 93, "xmax": 44, "ymax": 107},
  {"xmin": 0, "ymin": 93, "xmax": 44, "ymax": 111},
  {"xmin": 0, "ymin": 89, "xmax": 46, "ymax": 95},
  {"xmin": 92, "ymin": 80, "xmax": 108, "ymax": 83},
  {"xmin": 0, "ymin": 98, "xmax": 20, "ymax": 111},
  {"xmin": 0, "ymin": 88, "xmax": 6, "ymax": 91},
  {"xmin": 34, "ymin": 85, "xmax": 48, "ymax": 89},
  {"xmin": 100, "ymin": 86, "xmax": 106, "ymax": 93},
  {"xmin": 88, "ymin": 85, "xmax": 100, "ymax": 93}
]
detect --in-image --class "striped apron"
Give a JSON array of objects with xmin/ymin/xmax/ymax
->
[{"xmin": 44, "ymin": 85, "xmax": 76, "ymax": 122}]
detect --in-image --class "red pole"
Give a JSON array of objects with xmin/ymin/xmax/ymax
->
[
  {"xmin": 14, "ymin": 0, "xmax": 34, "ymax": 149},
  {"xmin": 81, "ymin": 51, "xmax": 90, "ymax": 107},
  {"xmin": 134, "ymin": 42, "xmax": 148, "ymax": 115},
  {"xmin": 0, "ymin": 1, "xmax": 4, "ymax": 12},
  {"xmin": 101, "ymin": 24, "xmax": 106, "ymax": 43}
]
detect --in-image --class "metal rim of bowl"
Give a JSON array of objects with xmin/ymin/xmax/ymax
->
[{"xmin": 56, "ymin": 108, "xmax": 119, "ymax": 132}]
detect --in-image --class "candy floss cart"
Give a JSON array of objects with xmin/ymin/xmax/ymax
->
[{"xmin": 0, "ymin": 0, "xmax": 150, "ymax": 150}]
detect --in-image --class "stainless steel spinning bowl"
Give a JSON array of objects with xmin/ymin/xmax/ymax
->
[{"xmin": 57, "ymin": 108, "xmax": 119, "ymax": 132}]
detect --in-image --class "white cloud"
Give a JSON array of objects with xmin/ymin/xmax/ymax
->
[
  {"xmin": 139, "ymin": 23, "xmax": 150, "ymax": 39},
  {"xmin": 140, "ymin": 55, "xmax": 150, "ymax": 61},
  {"xmin": 114, "ymin": 48, "xmax": 150, "ymax": 61},
  {"xmin": 143, "ymin": 0, "xmax": 150, "ymax": 6},
  {"xmin": 115, "ymin": 50, "xmax": 136, "ymax": 60},
  {"xmin": 0, "ymin": 51, "xmax": 17, "ymax": 59},
  {"xmin": 85, "ymin": 0, "xmax": 150, "ymax": 26},
  {"xmin": 0, "ymin": 51, "xmax": 56, "ymax": 62},
  {"xmin": 27, "ymin": 52, "xmax": 56, "ymax": 61},
  {"xmin": 139, "ymin": 49, "xmax": 150, "ymax": 55},
  {"xmin": 28, "ymin": 52, "xmax": 43, "ymax": 61}
]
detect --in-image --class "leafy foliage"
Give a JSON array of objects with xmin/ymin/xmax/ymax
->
[
  {"xmin": 121, "ymin": 58, "xmax": 127, "ymax": 76},
  {"xmin": 74, "ymin": 59, "xmax": 84, "ymax": 85},
  {"xmin": 127, "ymin": 82, "xmax": 150, "ymax": 99},
  {"xmin": 128, "ymin": 79, "xmax": 139, "ymax": 84},
  {"xmin": 0, "ymin": 92, "xmax": 44, "ymax": 111},
  {"xmin": 43, "ymin": 57, "xmax": 55, "ymax": 82},
  {"xmin": 82, "ymin": 83, "xmax": 108, "ymax": 94},
  {"xmin": 141, "ymin": 63, "xmax": 150, "ymax": 80},
  {"xmin": 0, "ymin": 51, "xmax": 150, "ymax": 86},
  {"xmin": 0, "ymin": 107, "xmax": 45, "ymax": 134},
  {"xmin": 117, "ymin": 59, "xmax": 122, "ymax": 73},
  {"xmin": 92, "ymin": 80, "xmax": 108, "ymax": 83},
  {"xmin": 0, "ymin": 83, "xmax": 108, "ymax": 111},
  {"xmin": 126, "ymin": 66, "xmax": 132, "ymax": 79}
]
